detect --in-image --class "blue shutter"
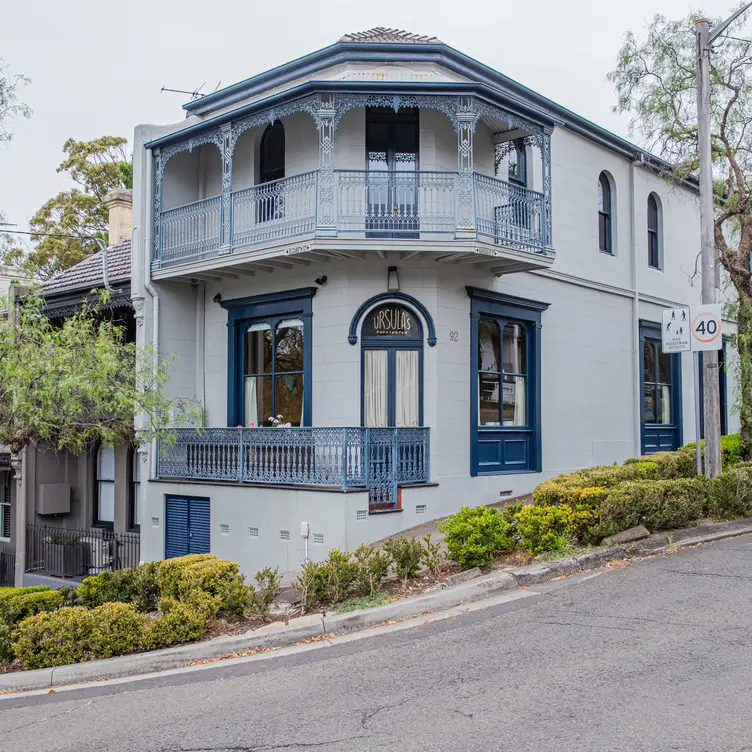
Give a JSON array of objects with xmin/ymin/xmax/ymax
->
[
  {"xmin": 165, "ymin": 496, "xmax": 189, "ymax": 559},
  {"xmin": 188, "ymin": 498, "xmax": 211, "ymax": 554}
]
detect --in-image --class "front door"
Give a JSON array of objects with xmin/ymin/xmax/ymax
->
[
  {"xmin": 165, "ymin": 496, "xmax": 210, "ymax": 559},
  {"xmin": 362, "ymin": 303, "xmax": 423, "ymax": 427},
  {"xmin": 365, "ymin": 108, "xmax": 419, "ymax": 237}
]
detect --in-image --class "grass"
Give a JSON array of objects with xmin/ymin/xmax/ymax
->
[{"xmin": 332, "ymin": 593, "xmax": 393, "ymax": 613}]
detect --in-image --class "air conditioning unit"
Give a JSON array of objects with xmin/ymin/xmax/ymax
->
[{"xmin": 80, "ymin": 537, "xmax": 114, "ymax": 574}]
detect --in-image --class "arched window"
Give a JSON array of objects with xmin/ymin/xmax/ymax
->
[
  {"xmin": 95, "ymin": 444, "xmax": 115, "ymax": 527},
  {"xmin": 647, "ymin": 193, "xmax": 661, "ymax": 269},
  {"xmin": 598, "ymin": 173, "xmax": 613, "ymax": 254},
  {"xmin": 0, "ymin": 472, "xmax": 10, "ymax": 540},
  {"xmin": 129, "ymin": 448, "xmax": 140, "ymax": 530},
  {"xmin": 259, "ymin": 121, "xmax": 285, "ymax": 184},
  {"xmin": 508, "ymin": 139, "xmax": 527, "ymax": 187}
]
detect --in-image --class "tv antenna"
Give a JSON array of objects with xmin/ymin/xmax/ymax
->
[{"xmin": 160, "ymin": 80, "xmax": 222, "ymax": 100}]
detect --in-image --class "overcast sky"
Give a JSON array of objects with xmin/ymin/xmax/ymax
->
[{"xmin": 0, "ymin": 0, "xmax": 740, "ymax": 233}]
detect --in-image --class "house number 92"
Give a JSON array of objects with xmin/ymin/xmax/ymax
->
[{"xmin": 449, "ymin": 331, "xmax": 459, "ymax": 342}]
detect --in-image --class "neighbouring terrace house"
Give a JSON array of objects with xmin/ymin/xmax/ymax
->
[
  {"xmin": 1, "ymin": 189, "xmax": 141, "ymax": 587},
  {"xmin": 131, "ymin": 28, "xmax": 739, "ymax": 578}
]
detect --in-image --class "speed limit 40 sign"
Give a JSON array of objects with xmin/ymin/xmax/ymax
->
[{"xmin": 661, "ymin": 304, "xmax": 723, "ymax": 352}]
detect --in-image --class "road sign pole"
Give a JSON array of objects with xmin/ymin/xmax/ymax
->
[{"xmin": 694, "ymin": 351, "xmax": 703, "ymax": 475}]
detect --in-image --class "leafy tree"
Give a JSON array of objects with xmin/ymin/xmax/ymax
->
[
  {"xmin": 608, "ymin": 6, "xmax": 752, "ymax": 459},
  {"xmin": 0, "ymin": 58, "xmax": 30, "ymax": 144},
  {"xmin": 0, "ymin": 291, "xmax": 200, "ymax": 459},
  {"xmin": 28, "ymin": 136, "xmax": 132, "ymax": 279}
]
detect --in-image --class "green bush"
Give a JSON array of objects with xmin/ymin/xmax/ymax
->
[
  {"xmin": 13, "ymin": 606, "xmax": 94, "ymax": 669},
  {"xmin": 353, "ymin": 545, "xmax": 390, "ymax": 596},
  {"xmin": 382, "ymin": 536, "xmax": 424, "ymax": 584},
  {"xmin": 0, "ymin": 585, "xmax": 51, "ymax": 601},
  {"xmin": 89, "ymin": 602, "xmax": 147, "ymax": 659},
  {"xmin": 597, "ymin": 477, "xmax": 710, "ymax": 539},
  {"xmin": 0, "ymin": 588, "xmax": 66, "ymax": 626},
  {"xmin": 296, "ymin": 561, "xmax": 329, "ymax": 612},
  {"xmin": 706, "ymin": 464, "xmax": 752, "ymax": 520},
  {"xmin": 247, "ymin": 567, "xmax": 281, "ymax": 622},
  {"xmin": 0, "ymin": 619, "xmax": 11, "ymax": 663},
  {"xmin": 156, "ymin": 554, "xmax": 249, "ymax": 615},
  {"xmin": 683, "ymin": 433, "xmax": 742, "ymax": 468},
  {"xmin": 77, "ymin": 562, "xmax": 160, "ymax": 612},
  {"xmin": 324, "ymin": 549, "xmax": 358, "ymax": 603},
  {"xmin": 507, "ymin": 504, "xmax": 598, "ymax": 554},
  {"xmin": 624, "ymin": 450, "xmax": 697, "ymax": 479},
  {"xmin": 420, "ymin": 534, "xmax": 445, "ymax": 574},
  {"xmin": 438, "ymin": 505, "xmax": 515, "ymax": 570},
  {"xmin": 141, "ymin": 601, "xmax": 208, "ymax": 650}
]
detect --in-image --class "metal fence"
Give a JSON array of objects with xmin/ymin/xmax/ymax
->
[
  {"xmin": 157, "ymin": 426, "xmax": 430, "ymax": 511},
  {"xmin": 474, "ymin": 172, "xmax": 545, "ymax": 251},
  {"xmin": 25, "ymin": 525, "xmax": 140, "ymax": 579},
  {"xmin": 0, "ymin": 545, "xmax": 14, "ymax": 586}
]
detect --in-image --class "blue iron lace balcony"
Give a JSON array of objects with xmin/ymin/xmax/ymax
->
[
  {"xmin": 156, "ymin": 426, "xmax": 430, "ymax": 512},
  {"xmin": 152, "ymin": 170, "xmax": 550, "ymax": 267}
]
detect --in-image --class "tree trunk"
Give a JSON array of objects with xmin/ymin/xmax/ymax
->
[{"xmin": 737, "ymin": 298, "xmax": 752, "ymax": 461}]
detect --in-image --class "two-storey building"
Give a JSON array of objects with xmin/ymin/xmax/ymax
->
[{"xmin": 131, "ymin": 28, "xmax": 738, "ymax": 576}]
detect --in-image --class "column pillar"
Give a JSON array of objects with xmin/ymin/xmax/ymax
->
[
  {"xmin": 316, "ymin": 94, "xmax": 337, "ymax": 237},
  {"xmin": 11, "ymin": 450, "xmax": 25, "ymax": 587},
  {"xmin": 456, "ymin": 99, "xmax": 477, "ymax": 239},
  {"xmin": 152, "ymin": 148, "xmax": 163, "ymax": 267},
  {"xmin": 220, "ymin": 123, "xmax": 233, "ymax": 253},
  {"xmin": 541, "ymin": 129, "xmax": 553, "ymax": 249}
]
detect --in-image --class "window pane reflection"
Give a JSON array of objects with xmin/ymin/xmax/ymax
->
[
  {"xmin": 275, "ymin": 319, "xmax": 304, "ymax": 373},
  {"xmin": 478, "ymin": 320, "xmax": 500, "ymax": 372},
  {"xmin": 479, "ymin": 373, "xmax": 500, "ymax": 426},
  {"xmin": 502, "ymin": 375, "xmax": 526, "ymax": 426},
  {"xmin": 502, "ymin": 324, "xmax": 527, "ymax": 375},
  {"xmin": 245, "ymin": 323, "xmax": 272, "ymax": 375}
]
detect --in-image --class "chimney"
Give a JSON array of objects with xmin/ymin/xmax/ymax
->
[{"xmin": 104, "ymin": 188, "xmax": 133, "ymax": 245}]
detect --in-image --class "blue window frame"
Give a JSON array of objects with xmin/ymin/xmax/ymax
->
[
  {"xmin": 467, "ymin": 287, "xmax": 548, "ymax": 475},
  {"xmin": 640, "ymin": 321, "xmax": 683, "ymax": 453},
  {"xmin": 647, "ymin": 193, "xmax": 661, "ymax": 269},
  {"xmin": 598, "ymin": 172, "xmax": 612, "ymax": 254},
  {"xmin": 221, "ymin": 287, "xmax": 316, "ymax": 427}
]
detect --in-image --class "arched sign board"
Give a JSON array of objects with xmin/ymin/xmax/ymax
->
[
  {"xmin": 661, "ymin": 304, "xmax": 722, "ymax": 353},
  {"xmin": 362, "ymin": 304, "xmax": 422, "ymax": 340}
]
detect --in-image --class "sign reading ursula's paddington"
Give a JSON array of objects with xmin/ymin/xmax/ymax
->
[{"xmin": 363, "ymin": 304, "xmax": 420, "ymax": 339}]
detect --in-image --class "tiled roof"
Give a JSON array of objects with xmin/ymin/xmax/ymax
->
[
  {"xmin": 42, "ymin": 237, "xmax": 131, "ymax": 294},
  {"xmin": 340, "ymin": 28, "xmax": 441, "ymax": 45}
]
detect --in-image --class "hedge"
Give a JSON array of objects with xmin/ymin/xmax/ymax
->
[
  {"xmin": 78, "ymin": 562, "xmax": 159, "ymax": 612},
  {"xmin": 0, "ymin": 588, "xmax": 67, "ymax": 626},
  {"xmin": 13, "ymin": 607, "xmax": 94, "ymax": 669}
]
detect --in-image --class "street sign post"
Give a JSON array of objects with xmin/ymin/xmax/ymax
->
[{"xmin": 661, "ymin": 304, "xmax": 723, "ymax": 475}]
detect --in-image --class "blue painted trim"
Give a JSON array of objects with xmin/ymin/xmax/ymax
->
[
  {"xmin": 639, "ymin": 320, "xmax": 683, "ymax": 453},
  {"xmin": 221, "ymin": 287, "xmax": 316, "ymax": 427},
  {"xmin": 467, "ymin": 287, "xmax": 549, "ymax": 476},
  {"xmin": 348, "ymin": 292, "xmax": 437, "ymax": 347},
  {"xmin": 171, "ymin": 40, "xmax": 695, "ymax": 182}
]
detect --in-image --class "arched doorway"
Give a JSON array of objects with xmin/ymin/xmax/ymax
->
[{"xmin": 361, "ymin": 302, "xmax": 423, "ymax": 427}]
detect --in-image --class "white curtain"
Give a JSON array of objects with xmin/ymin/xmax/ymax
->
[
  {"xmin": 364, "ymin": 350, "xmax": 388, "ymax": 427},
  {"xmin": 660, "ymin": 385, "xmax": 671, "ymax": 424},
  {"xmin": 513, "ymin": 376, "xmax": 526, "ymax": 426},
  {"xmin": 244, "ymin": 377, "xmax": 258, "ymax": 426},
  {"xmin": 396, "ymin": 350, "xmax": 419, "ymax": 427}
]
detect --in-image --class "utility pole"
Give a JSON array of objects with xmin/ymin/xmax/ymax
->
[{"xmin": 695, "ymin": 4, "xmax": 751, "ymax": 477}]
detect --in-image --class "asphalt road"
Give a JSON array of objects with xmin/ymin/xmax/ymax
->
[{"xmin": 3, "ymin": 537, "xmax": 752, "ymax": 752}]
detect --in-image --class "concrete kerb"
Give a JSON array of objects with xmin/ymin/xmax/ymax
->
[{"xmin": 2, "ymin": 520, "xmax": 752, "ymax": 693}]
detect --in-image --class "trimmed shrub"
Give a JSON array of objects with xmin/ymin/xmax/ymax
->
[
  {"xmin": 0, "ymin": 619, "xmax": 11, "ymax": 663},
  {"xmin": 382, "ymin": 536, "xmax": 424, "ymax": 585},
  {"xmin": 89, "ymin": 602, "xmax": 148, "ymax": 659},
  {"xmin": 141, "ymin": 601, "xmax": 207, "ymax": 650},
  {"xmin": 353, "ymin": 545, "xmax": 390, "ymax": 596},
  {"xmin": 156, "ymin": 554, "xmax": 249, "ymax": 615},
  {"xmin": 684, "ymin": 433, "xmax": 742, "ymax": 469},
  {"xmin": 247, "ymin": 567, "xmax": 281, "ymax": 622},
  {"xmin": 0, "ymin": 585, "xmax": 51, "ymax": 601},
  {"xmin": 706, "ymin": 464, "xmax": 752, "ymax": 520},
  {"xmin": 13, "ymin": 607, "xmax": 94, "ymax": 669},
  {"xmin": 438, "ymin": 505, "xmax": 515, "ymax": 570},
  {"xmin": 512, "ymin": 504, "xmax": 572, "ymax": 555},
  {"xmin": 0, "ymin": 588, "xmax": 66, "ymax": 626},
  {"xmin": 597, "ymin": 477, "xmax": 710, "ymax": 539},
  {"xmin": 78, "ymin": 562, "xmax": 160, "ymax": 612},
  {"xmin": 323, "ymin": 549, "xmax": 358, "ymax": 603},
  {"xmin": 295, "ymin": 561, "xmax": 328, "ymax": 613}
]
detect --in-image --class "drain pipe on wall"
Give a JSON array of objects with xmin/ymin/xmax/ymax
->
[{"xmin": 630, "ymin": 156, "xmax": 642, "ymax": 456}]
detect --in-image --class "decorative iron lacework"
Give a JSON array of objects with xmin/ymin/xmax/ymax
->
[
  {"xmin": 494, "ymin": 136, "xmax": 537, "ymax": 172},
  {"xmin": 331, "ymin": 93, "xmax": 460, "ymax": 130},
  {"xmin": 158, "ymin": 128, "xmax": 224, "ymax": 179},
  {"xmin": 46, "ymin": 295, "xmax": 134, "ymax": 320},
  {"xmin": 339, "ymin": 27, "xmax": 442, "ymax": 44}
]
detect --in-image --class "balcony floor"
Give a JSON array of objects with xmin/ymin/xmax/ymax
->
[{"xmin": 151, "ymin": 235, "xmax": 555, "ymax": 283}]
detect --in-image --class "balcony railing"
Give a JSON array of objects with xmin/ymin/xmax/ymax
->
[
  {"xmin": 154, "ymin": 170, "xmax": 550, "ymax": 266},
  {"xmin": 336, "ymin": 170, "xmax": 456, "ymax": 235},
  {"xmin": 157, "ymin": 426, "xmax": 430, "ymax": 512},
  {"xmin": 474, "ymin": 173, "xmax": 544, "ymax": 251}
]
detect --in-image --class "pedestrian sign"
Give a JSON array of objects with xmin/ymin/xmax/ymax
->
[
  {"xmin": 662, "ymin": 308, "xmax": 691, "ymax": 352},
  {"xmin": 690, "ymin": 304, "xmax": 723, "ymax": 351},
  {"xmin": 662, "ymin": 305, "xmax": 723, "ymax": 353}
]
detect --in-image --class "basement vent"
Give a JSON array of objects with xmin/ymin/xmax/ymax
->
[
  {"xmin": 248, "ymin": 527, "xmax": 259, "ymax": 538},
  {"xmin": 499, "ymin": 490, "xmax": 513, "ymax": 497},
  {"xmin": 313, "ymin": 533, "xmax": 324, "ymax": 545},
  {"xmin": 220, "ymin": 524, "xmax": 230, "ymax": 536},
  {"xmin": 356, "ymin": 509, "xmax": 368, "ymax": 521},
  {"xmin": 416, "ymin": 504, "xmax": 427, "ymax": 515},
  {"xmin": 280, "ymin": 530, "xmax": 291, "ymax": 541},
  {"xmin": 151, "ymin": 517, "xmax": 160, "ymax": 528}
]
